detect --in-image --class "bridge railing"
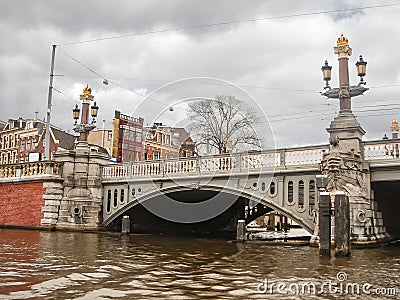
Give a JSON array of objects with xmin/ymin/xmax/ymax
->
[
  {"xmin": 284, "ymin": 147, "xmax": 326, "ymax": 166},
  {"xmin": 102, "ymin": 145, "xmax": 328, "ymax": 179},
  {"xmin": 364, "ymin": 139, "xmax": 400, "ymax": 160},
  {"xmin": 0, "ymin": 161, "xmax": 61, "ymax": 179}
]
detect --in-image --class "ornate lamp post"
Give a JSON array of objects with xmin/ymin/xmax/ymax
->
[
  {"xmin": 72, "ymin": 85, "xmax": 99, "ymax": 142},
  {"xmin": 321, "ymin": 34, "xmax": 368, "ymax": 114},
  {"xmin": 318, "ymin": 34, "xmax": 371, "ymax": 257}
]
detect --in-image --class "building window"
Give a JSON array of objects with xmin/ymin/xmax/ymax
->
[
  {"xmin": 20, "ymin": 140, "xmax": 25, "ymax": 152},
  {"xmin": 288, "ymin": 181, "xmax": 293, "ymax": 203},
  {"xmin": 153, "ymin": 151, "xmax": 160, "ymax": 160},
  {"xmin": 298, "ymin": 180, "xmax": 304, "ymax": 209},
  {"xmin": 27, "ymin": 140, "xmax": 31, "ymax": 151}
]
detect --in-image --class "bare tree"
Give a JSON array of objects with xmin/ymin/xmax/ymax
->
[{"xmin": 188, "ymin": 95, "xmax": 261, "ymax": 155}]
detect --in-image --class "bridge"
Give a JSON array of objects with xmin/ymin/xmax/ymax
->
[
  {"xmin": 1, "ymin": 138, "xmax": 398, "ymax": 242},
  {"xmin": 99, "ymin": 139, "xmax": 398, "ymax": 237},
  {"xmin": 101, "ymin": 145, "xmax": 325, "ymax": 233},
  {"xmin": 1, "ymin": 34, "xmax": 400, "ymax": 251}
]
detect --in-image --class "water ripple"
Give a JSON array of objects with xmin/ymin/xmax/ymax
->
[{"xmin": 0, "ymin": 229, "xmax": 399, "ymax": 299}]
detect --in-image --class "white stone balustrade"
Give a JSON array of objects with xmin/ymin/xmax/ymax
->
[
  {"xmin": 100, "ymin": 140, "xmax": 400, "ymax": 179},
  {"xmin": 364, "ymin": 140, "xmax": 400, "ymax": 160},
  {"xmin": 0, "ymin": 162, "xmax": 61, "ymax": 178},
  {"xmin": 102, "ymin": 147, "xmax": 328, "ymax": 179},
  {"xmin": 285, "ymin": 147, "xmax": 326, "ymax": 166}
]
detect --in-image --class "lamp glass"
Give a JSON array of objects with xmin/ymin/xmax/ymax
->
[
  {"xmin": 356, "ymin": 55, "xmax": 367, "ymax": 77},
  {"xmin": 321, "ymin": 60, "xmax": 332, "ymax": 81},
  {"xmin": 357, "ymin": 63, "xmax": 366, "ymax": 76},
  {"xmin": 322, "ymin": 68, "xmax": 331, "ymax": 81},
  {"xmin": 73, "ymin": 105, "xmax": 80, "ymax": 120},
  {"xmin": 91, "ymin": 102, "xmax": 99, "ymax": 118}
]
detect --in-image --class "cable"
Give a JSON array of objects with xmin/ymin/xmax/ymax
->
[
  {"xmin": 59, "ymin": 48, "xmax": 173, "ymax": 107},
  {"xmin": 370, "ymin": 84, "xmax": 400, "ymax": 89},
  {"xmin": 58, "ymin": 48, "xmax": 103, "ymax": 79},
  {"xmin": 52, "ymin": 87, "xmax": 80, "ymax": 104},
  {"xmin": 269, "ymin": 112, "xmax": 337, "ymax": 123},
  {"xmin": 57, "ymin": 50, "xmax": 400, "ymax": 123},
  {"xmin": 60, "ymin": 74, "xmax": 318, "ymax": 94},
  {"xmin": 57, "ymin": 2, "xmax": 400, "ymax": 46}
]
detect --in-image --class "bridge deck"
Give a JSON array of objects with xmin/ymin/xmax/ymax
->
[{"xmin": 102, "ymin": 139, "xmax": 400, "ymax": 179}]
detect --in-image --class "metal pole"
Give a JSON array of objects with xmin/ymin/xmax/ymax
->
[
  {"xmin": 102, "ymin": 119, "xmax": 105, "ymax": 147},
  {"xmin": 44, "ymin": 45, "xmax": 56, "ymax": 160}
]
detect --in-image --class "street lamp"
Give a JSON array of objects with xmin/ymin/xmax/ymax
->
[
  {"xmin": 355, "ymin": 55, "xmax": 367, "ymax": 85},
  {"xmin": 73, "ymin": 104, "xmax": 80, "ymax": 125},
  {"xmin": 320, "ymin": 33, "xmax": 368, "ymax": 113},
  {"xmin": 91, "ymin": 101, "xmax": 99, "ymax": 123},
  {"xmin": 72, "ymin": 85, "xmax": 99, "ymax": 142},
  {"xmin": 321, "ymin": 60, "xmax": 332, "ymax": 89}
]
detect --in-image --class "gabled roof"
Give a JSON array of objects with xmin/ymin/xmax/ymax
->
[
  {"xmin": 0, "ymin": 120, "xmax": 6, "ymax": 131},
  {"xmin": 0, "ymin": 118, "xmax": 76, "ymax": 150},
  {"xmin": 51, "ymin": 127, "xmax": 76, "ymax": 150},
  {"xmin": 171, "ymin": 127, "xmax": 193, "ymax": 143}
]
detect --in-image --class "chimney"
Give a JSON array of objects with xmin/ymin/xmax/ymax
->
[{"xmin": 391, "ymin": 119, "xmax": 399, "ymax": 139}]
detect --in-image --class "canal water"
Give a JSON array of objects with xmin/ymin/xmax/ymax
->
[{"xmin": 0, "ymin": 229, "xmax": 398, "ymax": 299}]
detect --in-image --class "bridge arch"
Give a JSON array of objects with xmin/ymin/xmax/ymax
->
[{"xmin": 103, "ymin": 184, "xmax": 314, "ymax": 233}]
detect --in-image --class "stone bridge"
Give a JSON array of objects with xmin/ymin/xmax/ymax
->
[
  {"xmin": 99, "ymin": 138, "xmax": 398, "ymax": 239},
  {"xmin": 1, "ymin": 139, "xmax": 400, "ymax": 242},
  {"xmin": 101, "ymin": 145, "xmax": 326, "ymax": 233}
]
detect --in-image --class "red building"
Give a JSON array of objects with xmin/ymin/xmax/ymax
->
[
  {"xmin": 143, "ymin": 123, "xmax": 179, "ymax": 160},
  {"xmin": 0, "ymin": 118, "xmax": 75, "ymax": 164},
  {"xmin": 111, "ymin": 110, "xmax": 144, "ymax": 162}
]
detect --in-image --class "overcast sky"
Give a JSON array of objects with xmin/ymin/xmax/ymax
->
[{"xmin": 1, "ymin": 0, "xmax": 400, "ymax": 148}]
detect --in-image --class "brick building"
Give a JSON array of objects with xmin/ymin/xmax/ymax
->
[
  {"xmin": 171, "ymin": 127, "xmax": 196, "ymax": 158},
  {"xmin": 111, "ymin": 111, "xmax": 144, "ymax": 162},
  {"xmin": 86, "ymin": 113, "xmax": 196, "ymax": 162},
  {"xmin": 88, "ymin": 127, "xmax": 113, "ymax": 156},
  {"xmin": 0, "ymin": 118, "xmax": 75, "ymax": 164}
]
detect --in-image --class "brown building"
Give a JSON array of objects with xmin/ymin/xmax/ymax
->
[
  {"xmin": 111, "ymin": 110, "xmax": 144, "ymax": 162},
  {"xmin": 0, "ymin": 118, "xmax": 75, "ymax": 164},
  {"xmin": 143, "ymin": 123, "xmax": 179, "ymax": 160},
  {"xmin": 87, "ymin": 114, "xmax": 196, "ymax": 162},
  {"xmin": 88, "ymin": 127, "xmax": 113, "ymax": 156},
  {"xmin": 171, "ymin": 127, "xmax": 196, "ymax": 158}
]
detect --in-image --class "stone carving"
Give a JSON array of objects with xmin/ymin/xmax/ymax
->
[
  {"xmin": 320, "ymin": 135, "xmax": 367, "ymax": 202},
  {"xmin": 338, "ymin": 86, "xmax": 350, "ymax": 99}
]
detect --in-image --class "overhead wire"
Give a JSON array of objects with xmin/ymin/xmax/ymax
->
[
  {"xmin": 53, "ymin": 75, "xmax": 400, "ymax": 124},
  {"xmin": 55, "ymin": 11, "xmax": 400, "ymax": 125},
  {"xmin": 57, "ymin": 2, "xmax": 400, "ymax": 46},
  {"xmin": 58, "ymin": 48, "xmax": 168, "ymax": 107},
  {"xmin": 52, "ymin": 87, "xmax": 80, "ymax": 104},
  {"xmin": 60, "ymin": 74, "xmax": 319, "ymax": 93}
]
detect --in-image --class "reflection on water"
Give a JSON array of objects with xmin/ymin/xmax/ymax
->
[{"xmin": 0, "ymin": 229, "xmax": 399, "ymax": 299}]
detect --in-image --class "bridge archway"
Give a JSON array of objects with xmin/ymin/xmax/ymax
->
[{"xmin": 103, "ymin": 184, "xmax": 314, "ymax": 234}]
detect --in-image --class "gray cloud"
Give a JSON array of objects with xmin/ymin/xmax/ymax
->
[{"xmin": 1, "ymin": 0, "xmax": 400, "ymax": 148}]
